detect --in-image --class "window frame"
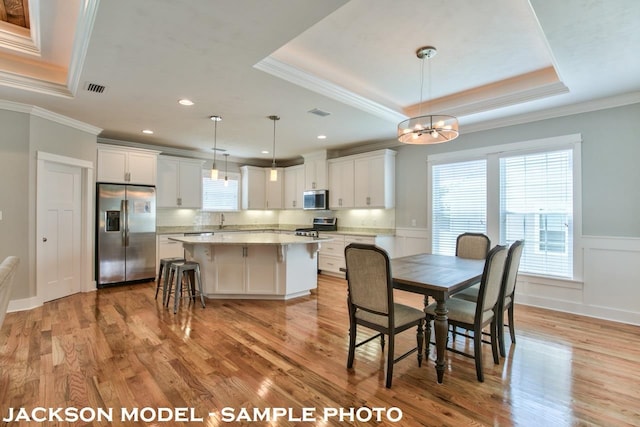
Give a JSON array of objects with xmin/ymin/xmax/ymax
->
[
  {"xmin": 201, "ymin": 170, "xmax": 241, "ymax": 212},
  {"xmin": 427, "ymin": 133, "xmax": 583, "ymax": 282}
]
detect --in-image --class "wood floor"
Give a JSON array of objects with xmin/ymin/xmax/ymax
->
[{"xmin": 1, "ymin": 274, "xmax": 639, "ymax": 426}]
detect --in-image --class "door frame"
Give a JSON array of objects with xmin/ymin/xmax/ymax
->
[{"xmin": 36, "ymin": 151, "xmax": 94, "ymax": 300}]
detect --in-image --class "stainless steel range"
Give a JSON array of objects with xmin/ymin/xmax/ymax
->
[{"xmin": 294, "ymin": 217, "xmax": 337, "ymax": 237}]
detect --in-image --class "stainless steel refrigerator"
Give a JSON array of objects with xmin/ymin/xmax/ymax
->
[{"xmin": 96, "ymin": 183, "xmax": 156, "ymax": 288}]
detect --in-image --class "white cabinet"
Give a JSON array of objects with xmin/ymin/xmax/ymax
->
[
  {"xmin": 353, "ymin": 150, "xmax": 396, "ymax": 208},
  {"xmin": 212, "ymin": 245, "xmax": 278, "ymax": 295},
  {"xmin": 157, "ymin": 156, "xmax": 204, "ymax": 208},
  {"xmin": 265, "ymin": 168, "xmax": 284, "ymax": 210},
  {"xmin": 328, "ymin": 159, "xmax": 354, "ymax": 209},
  {"xmin": 284, "ymin": 165, "xmax": 305, "ymax": 209},
  {"xmin": 319, "ymin": 233, "xmax": 395, "ymax": 276},
  {"xmin": 97, "ymin": 145, "xmax": 159, "ymax": 185},
  {"xmin": 157, "ymin": 234, "xmax": 184, "ymax": 274},
  {"xmin": 241, "ymin": 166, "xmax": 266, "ymax": 209},
  {"xmin": 303, "ymin": 151, "xmax": 328, "ymax": 190}
]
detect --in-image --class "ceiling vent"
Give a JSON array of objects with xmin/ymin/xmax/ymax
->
[
  {"xmin": 84, "ymin": 82, "xmax": 107, "ymax": 94},
  {"xmin": 308, "ymin": 108, "xmax": 331, "ymax": 117}
]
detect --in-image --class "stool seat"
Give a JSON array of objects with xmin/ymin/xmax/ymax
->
[
  {"xmin": 156, "ymin": 257, "xmax": 185, "ymax": 302},
  {"xmin": 165, "ymin": 260, "xmax": 206, "ymax": 313}
]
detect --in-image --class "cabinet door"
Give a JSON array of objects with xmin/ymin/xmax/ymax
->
[
  {"xmin": 241, "ymin": 166, "xmax": 266, "ymax": 209},
  {"xmin": 265, "ymin": 168, "xmax": 284, "ymax": 209},
  {"xmin": 354, "ymin": 156, "xmax": 387, "ymax": 208},
  {"xmin": 128, "ymin": 151, "xmax": 157, "ymax": 185},
  {"xmin": 97, "ymin": 148, "xmax": 127, "ymax": 183},
  {"xmin": 305, "ymin": 159, "xmax": 327, "ymax": 190},
  {"xmin": 329, "ymin": 160, "xmax": 354, "ymax": 209},
  {"xmin": 178, "ymin": 161, "xmax": 203, "ymax": 208},
  {"xmin": 157, "ymin": 157, "xmax": 179, "ymax": 207},
  {"xmin": 245, "ymin": 245, "xmax": 278, "ymax": 294},
  {"xmin": 284, "ymin": 166, "xmax": 304, "ymax": 209},
  {"xmin": 214, "ymin": 246, "xmax": 246, "ymax": 293}
]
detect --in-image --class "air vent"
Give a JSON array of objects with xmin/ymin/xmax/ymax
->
[
  {"xmin": 308, "ymin": 108, "xmax": 331, "ymax": 117},
  {"xmin": 85, "ymin": 82, "xmax": 107, "ymax": 94}
]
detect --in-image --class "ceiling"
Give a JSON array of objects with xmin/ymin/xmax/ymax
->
[{"xmin": 1, "ymin": 0, "xmax": 640, "ymax": 164}]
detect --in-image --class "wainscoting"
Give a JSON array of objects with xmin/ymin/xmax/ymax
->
[{"xmin": 393, "ymin": 229, "xmax": 640, "ymax": 325}]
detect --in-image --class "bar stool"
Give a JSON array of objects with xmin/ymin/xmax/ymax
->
[
  {"xmin": 165, "ymin": 260, "xmax": 206, "ymax": 313},
  {"xmin": 155, "ymin": 257, "xmax": 185, "ymax": 302}
]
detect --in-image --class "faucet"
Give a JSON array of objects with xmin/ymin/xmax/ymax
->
[{"xmin": 219, "ymin": 213, "xmax": 225, "ymax": 229}]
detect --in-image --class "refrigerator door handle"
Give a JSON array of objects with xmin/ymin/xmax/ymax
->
[{"xmin": 122, "ymin": 199, "xmax": 130, "ymax": 247}]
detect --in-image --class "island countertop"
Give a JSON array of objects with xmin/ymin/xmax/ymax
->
[{"xmin": 169, "ymin": 232, "xmax": 332, "ymax": 246}]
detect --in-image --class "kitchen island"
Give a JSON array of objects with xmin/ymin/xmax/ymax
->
[{"xmin": 169, "ymin": 232, "xmax": 330, "ymax": 300}]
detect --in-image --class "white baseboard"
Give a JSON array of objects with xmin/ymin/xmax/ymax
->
[{"xmin": 7, "ymin": 295, "xmax": 42, "ymax": 313}]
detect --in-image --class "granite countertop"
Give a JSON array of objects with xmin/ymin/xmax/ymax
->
[
  {"xmin": 169, "ymin": 232, "xmax": 332, "ymax": 245},
  {"xmin": 157, "ymin": 225, "xmax": 395, "ymax": 237}
]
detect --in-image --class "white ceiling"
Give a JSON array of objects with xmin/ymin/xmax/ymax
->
[{"xmin": 1, "ymin": 0, "xmax": 639, "ymax": 164}]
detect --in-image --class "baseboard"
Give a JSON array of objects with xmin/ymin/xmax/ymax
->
[{"xmin": 7, "ymin": 296, "xmax": 42, "ymax": 313}]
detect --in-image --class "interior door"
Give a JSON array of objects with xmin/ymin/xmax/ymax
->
[{"xmin": 39, "ymin": 161, "xmax": 82, "ymax": 302}]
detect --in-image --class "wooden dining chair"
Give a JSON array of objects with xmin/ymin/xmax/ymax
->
[
  {"xmin": 344, "ymin": 243, "xmax": 425, "ymax": 388},
  {"xmin": 425, "ymin": 245, "xmax": 508, "ymax": 382},
  {"xmin": 456, "ymin": 232, "xmax": 491, "ymax": 260},
  {"xmin": 453, "ymin": 240, "xmax": 524, "ymax": 357}
]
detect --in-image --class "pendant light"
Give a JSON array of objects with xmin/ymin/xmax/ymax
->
[
  {"xmin": 268, "ymin": 115, "xmax": 280, "ymax": 181},
  {"xmin": 397, "ymin": 46, "xmax": 459, "ymax": 144},
  {"xmin": 210, "ymin": 115, "xmax": 222, "ymax": 179},
  {"xmin": 223, "ymin": 153, "xmax": 229, "ymax": 187}
]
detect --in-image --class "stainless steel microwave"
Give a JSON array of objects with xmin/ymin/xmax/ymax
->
[{"xmin": 303, "ymin": 190, "xmax": 329, "ymax": 210}]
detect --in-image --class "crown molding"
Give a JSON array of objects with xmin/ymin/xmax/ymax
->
[
  {"xmin": 0, "ymin": 100, "xmax": 101, "ymax": 134},
  {"xmin": 255, "ymin": 56, "xmax": 407, "ymax": 122},
  {"xmin": 66, "ymin": 0, "xmax": 101, "ymax": 94},
  {"xmin": 462, "ymin": 91, "xmax": 640, "ymax": 134},
  {"xmin": 0, "ymin": 70, "xmax": 72, "ymax": 97}
]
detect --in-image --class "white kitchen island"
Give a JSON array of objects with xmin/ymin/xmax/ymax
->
[{"xmin": 169, "ymin": 233, "xmax": 330, "ymax": 300}]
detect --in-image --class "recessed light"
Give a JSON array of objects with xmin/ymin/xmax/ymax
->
[
  {"xmin": 142, "ymin": 129, "xmax": 154, "ymax": 134},
  {"xmin": 317, "ymin": 135, "xmax": 327, "ymax": 140},
  {"xmin": 178, "ymin": 99, "xmax": 194, "ymax": 106},
  {"xmin": 261, "ymin": 150, "xmax": 269, "ymax": 154}
]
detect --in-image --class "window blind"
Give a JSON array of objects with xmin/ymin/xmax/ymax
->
[
  {"xmin": 432, "ymin": 159, "xmax": 487, "ymax": 255},
  {"xmin": 202, "ymin": 171, "xmax": 240, "ymax": 211},
  {"xmin": 499, "ymin": 149, "xmax": 573, "ymax": 278}
]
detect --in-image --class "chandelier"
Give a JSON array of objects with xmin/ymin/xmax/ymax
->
[{"xmin": 397, "ymin": 46, "xmax": 459, "ymax": 144}]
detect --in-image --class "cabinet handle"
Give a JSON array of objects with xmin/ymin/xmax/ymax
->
[
  {"xmin": 125, "ymin": 172, "xmax": 131, "ymax": 182},
  {"xmin": 293, "ymin": 200, "xmax": 296, "ymax": 208},
  {"xmin": 339, "ymin": 198, "xmax": 342, "ymax": 207},
  {"xmin": 366, "ymin": 196, "xmax": 371, "ymax": 206},
  {"xmin": 312, "ymin": 182, "xmax": 316, "ymax": 189},
  {"xmin": 177, "ymin": 197, "xmax": 182, "ymax": 206}
]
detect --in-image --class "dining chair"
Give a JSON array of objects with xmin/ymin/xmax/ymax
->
[
  {"xmin": 456, "ymin": 232, "xmax": 491, "ymax": 260},
  {"xmin": 453, "ymin": 240, "xmax": 524, "ymax": 357},
  {"xmin": 425, "ymin": 245, "xmax": 508, "ymax": 382},
  {"xmin": 344, "ymin": 243, "xmax": 425, "ymax": 388}
]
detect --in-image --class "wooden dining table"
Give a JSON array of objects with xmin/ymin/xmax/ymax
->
[{"xmin": 391, "ymin": 253, "xmax": 485, "ymax": 383}]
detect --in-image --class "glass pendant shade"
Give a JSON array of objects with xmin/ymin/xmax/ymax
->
[
  {"xmin": 211, "ymin": 164, "xmax": 219, "ymax": 180},
  {"xmin": 397, "ymin": 114, "xmax": 459, "ymax": 144},
  {"xmin": 270, "ymin": 168, "xmax": 278, "ymax": 181}
]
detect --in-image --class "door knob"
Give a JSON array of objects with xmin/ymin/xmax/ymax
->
[{"xmin": 42, "ymin": 237, "xmax": 48, "ymax": 242}]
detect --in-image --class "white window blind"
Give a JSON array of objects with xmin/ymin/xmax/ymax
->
[
  {"xmin": 202, "ymin": 171, "xmax": 240, "ymax": 211},
  {"xmin": 432, "ymin": 159, "xmax": 487, "ymax": 255},
  {"xmin": 500, "ymin": 149, "xmax": 573, "ymax": 278}
]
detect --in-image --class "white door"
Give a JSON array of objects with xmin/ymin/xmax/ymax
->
[{"xmin": 39, "ymin": 161, "xmax": 82, "ymax": 302}]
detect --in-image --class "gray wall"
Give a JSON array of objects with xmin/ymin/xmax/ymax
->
[
  {"xmin": 395, "ymin": 102, "xmax": 640, "ymax": 238},
  {"xmin": 0, "ymin": 108, "xmax": 97, "ymax": 300}
]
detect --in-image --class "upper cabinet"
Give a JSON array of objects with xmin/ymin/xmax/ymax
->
[
  {"xmin": 97, "ymin": 144, "xmax": 159, "ymax": 185},
  {"xmin": 157, "ymin": 156, "xmax": 204, "ymax": 208},
  {"xmin": 303, "ymin": 151, "xmax": 328, "ymax": 190},
  {"xmin": 284, "ymin": 165, "xmax": 305, "ymax": 209},
  {"xmin": 264, "ymin": 168, "xmax": 284, "ymax": 210},
  {"xmin": 328, "ymin": 159, "xmax": 354, "ymax": 209},
  {"xmin": 241, "ymin": 166, "xmax": 266, "ymax": 210},
  {"xmin": 328, "ymin": 149, "xmax": 396, "ymax": 209}
]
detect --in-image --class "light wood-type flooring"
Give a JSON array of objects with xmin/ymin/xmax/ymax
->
[{"xmin": 1, "ymin": 274, "xmax": 639, "ymax": 426}]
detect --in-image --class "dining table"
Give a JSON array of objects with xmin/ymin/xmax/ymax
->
[{"xmin": 391, "ymin": 253, "xmax": 485, "ymax": 383}]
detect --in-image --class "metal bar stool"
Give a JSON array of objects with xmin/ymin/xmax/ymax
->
[
  {"xmin": 165, "ymin": 260, "xmax": 206, "ymax": 313},
  {"xmin": 155, "ymin": 257, "xmax": 185, "ymax": 302}
]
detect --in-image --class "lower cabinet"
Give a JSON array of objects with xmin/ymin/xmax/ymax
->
[
  {"xmin": 157, "ymin": 234, "xmax": 185, "ymax": 275},
  {"xmin": 213, "ymin": 245, "xmax": 278, "ymax": 294},
  {"xmin": 318, "ymin": 233, "xmax": 394, "ymax": 276}
]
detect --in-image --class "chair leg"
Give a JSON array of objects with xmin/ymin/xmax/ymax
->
[
  {"xmin": 347, "ymin": 316, "xmax": 356, "ymax": 369},
  {"xmin": 416, "ymin": 320, "xmax": 424, "ymax": 367},
  {"xmin": 474, "ymin": 325, "xmax": 484, "ymax": 382},
  {"xmin": 196, "ymin": 265, "xmax": 205, "ymax": 308},
  {"xmin": 154, "ymin": 263, "xmax": 163, "ymax": 299},
  {"xmin": 508, "ymin": 304, "xmax": 516, "ymax": 344},
  {"xmin": 380, "ymin": 334, "xmax": 385, "ymax": 350},
  {"xmin": 385, "ymin": 332, "xmax": 395, "ymax": 388},
  {"xmin": 424, "ymin": 315, "xmax": 432, "ymax": 358},
  {"xmin": 164, "ymin": 267, "xmax": 175, "ymax": 307},
  {"xmin": 491, "ymin": 319, "xmax": 500, "ymax": 365},
  {"xmin": 498, "ymin": 308, "xmax": 507, "ymax": 358},
  {"xmin": 174, "ymin": 271, "xmax": 181, "ymax": 314}
]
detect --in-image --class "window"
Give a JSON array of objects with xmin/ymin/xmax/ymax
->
[
  {"xmin": 429, "ymin": 134, "xmax": 581, "ymax": 280},
  {"xmin": 202, "ymin": 170, "xmax": 240, "ymax": 211},
  {"xmin": 432, "ymin": 159, "xmax": 487, "ymax": 256}
]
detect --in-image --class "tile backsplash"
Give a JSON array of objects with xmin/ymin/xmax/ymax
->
[{"xmin": 157, "ymin": 208, "xmax": 395, "ymax": 230}]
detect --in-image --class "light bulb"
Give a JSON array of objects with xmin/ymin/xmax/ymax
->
[
  {"xmin": 211, "ymin": 168, "xmax": 218, "ymax": 180},
  {"xmin": 270, "ymin": 168, "xmax": 278, "ymax": 181}
]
